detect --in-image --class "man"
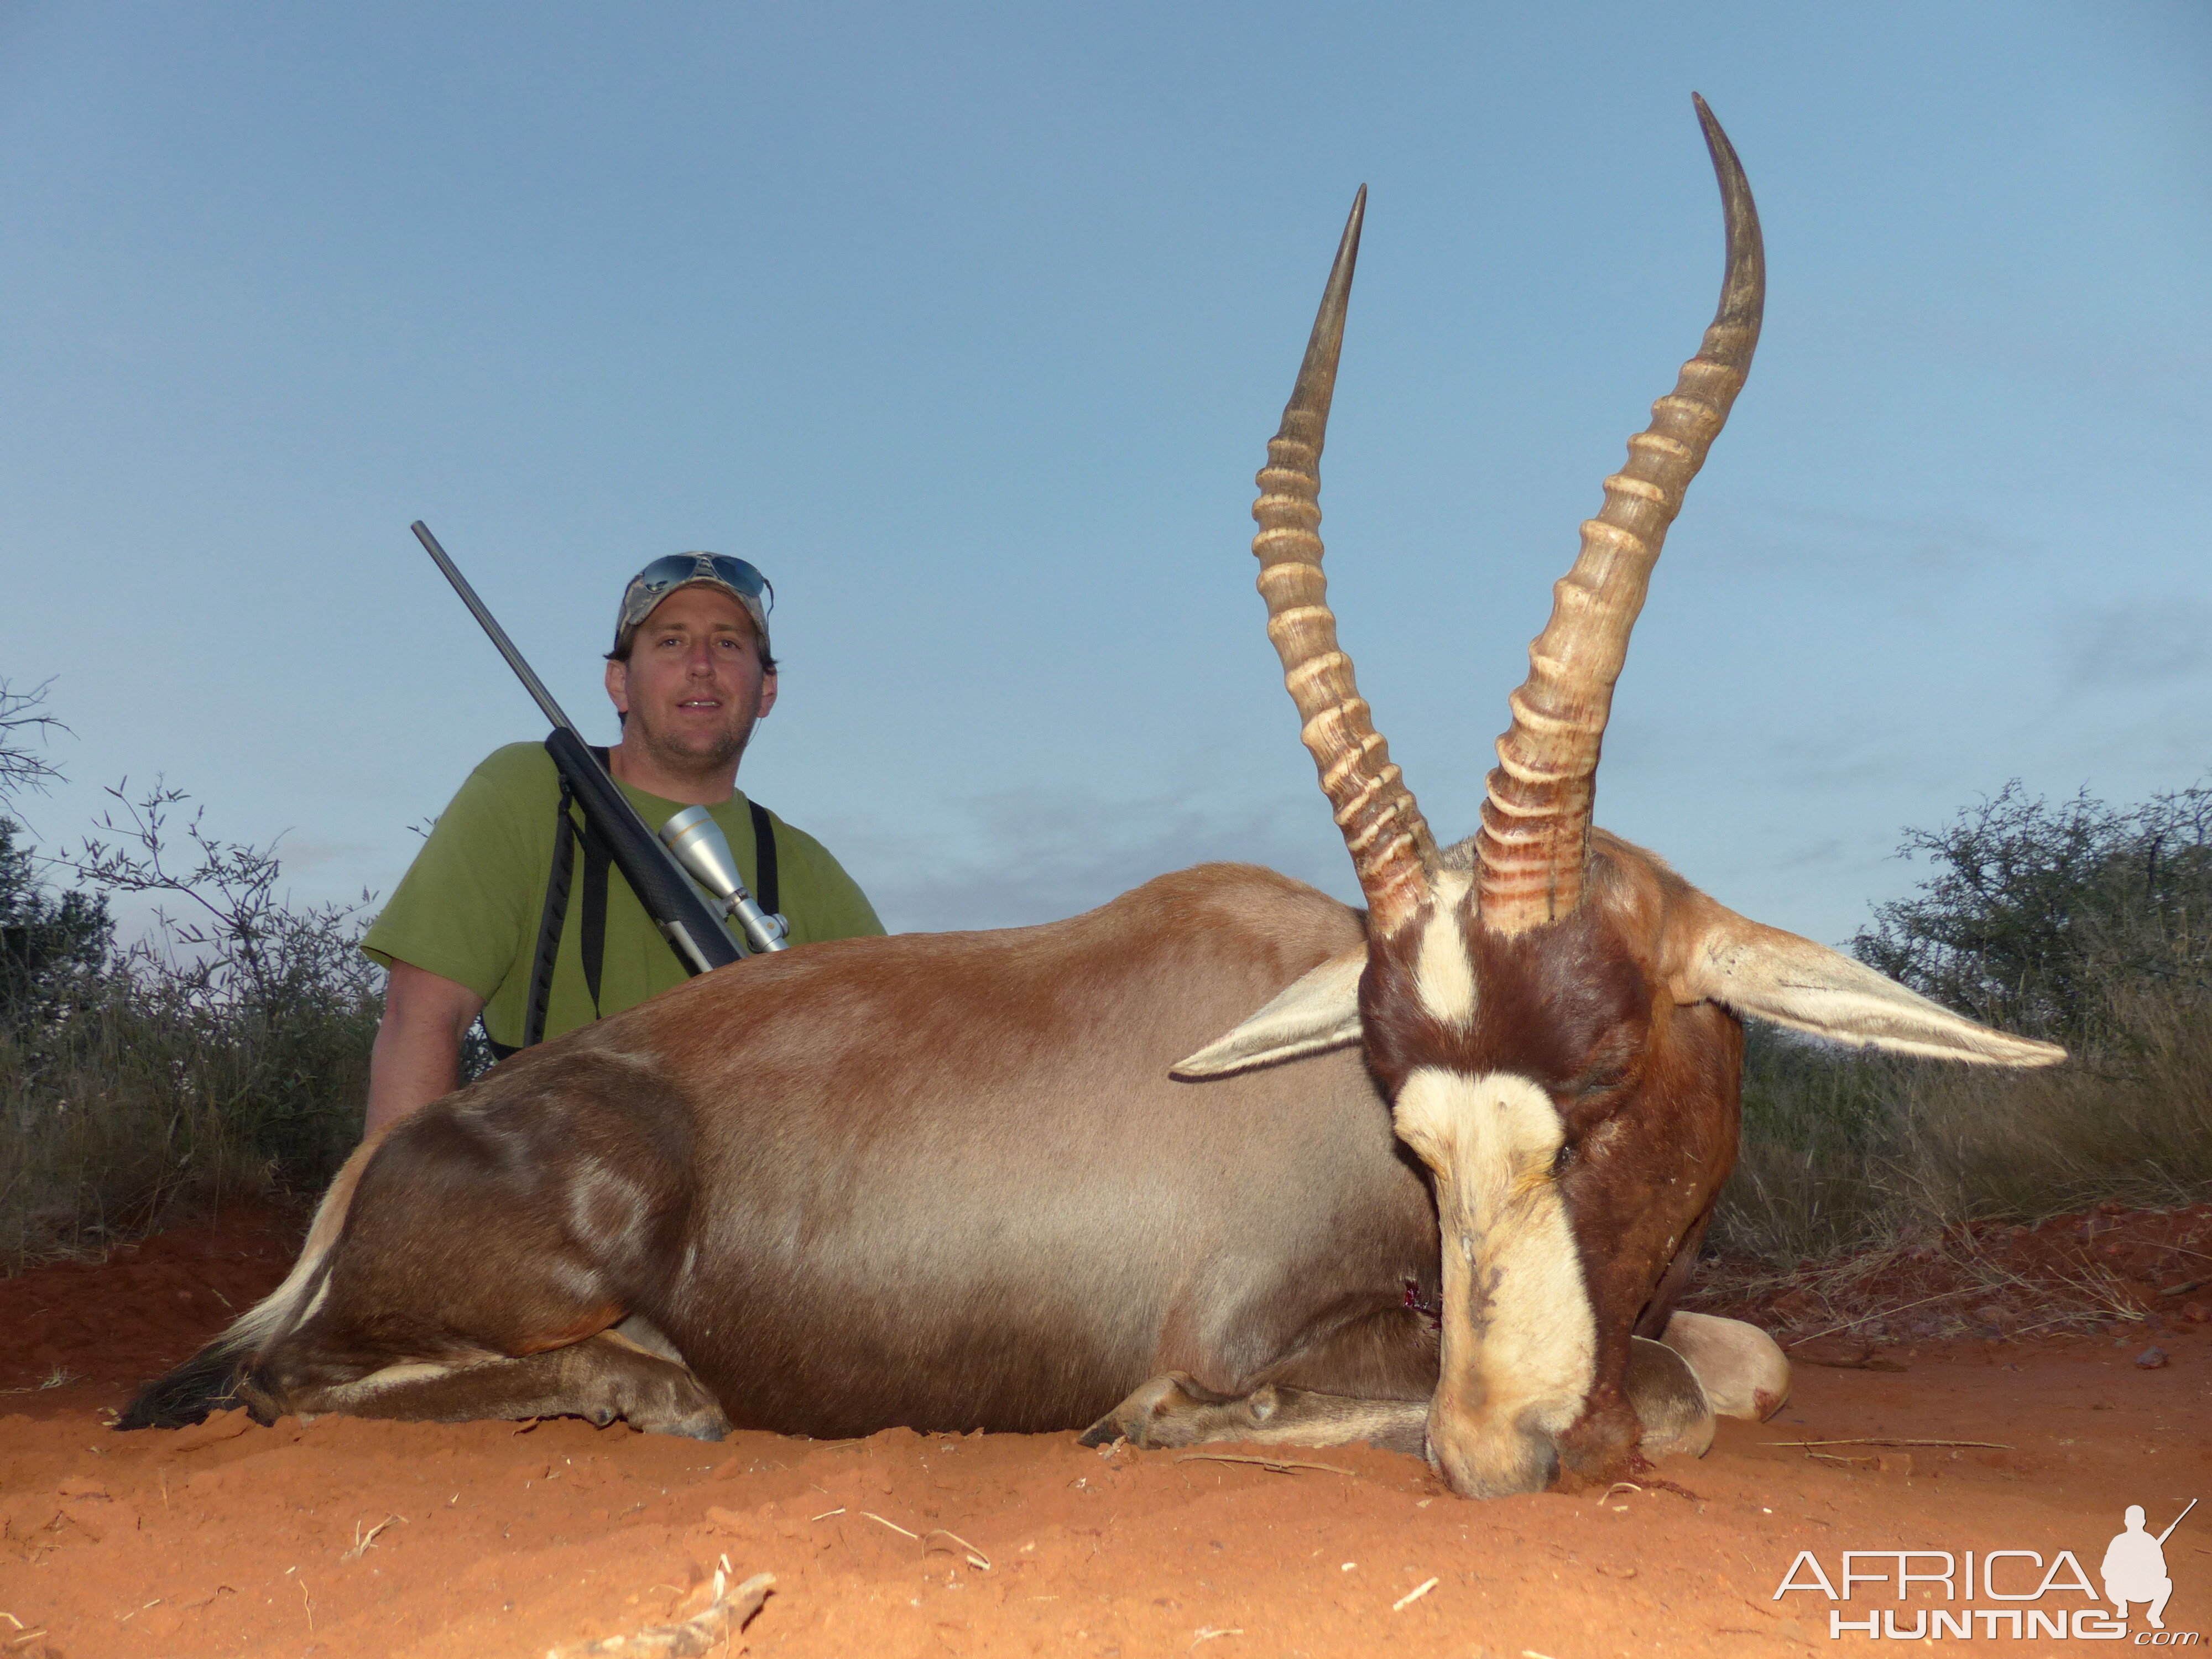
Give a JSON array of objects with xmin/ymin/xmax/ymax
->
[{"xmin": 362, "ymin": 553, "xmax": 883, "ymax": 1134}]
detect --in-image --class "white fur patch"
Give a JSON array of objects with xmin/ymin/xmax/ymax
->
[
  {"xmin": 321, "ymin": 1360, "xmax": 459, "ymax": 1407},
  {"xmin": 566, "ymin": 1165, "xmax": 650, "ymax": 1259},
  {"xmin": 1413, "ymin": 869, "xmax": 1477, "ymax": 1027},
  {"xmin": 1392, "ymin": 1068, "xmax": 1594, "ymax": 1440}
]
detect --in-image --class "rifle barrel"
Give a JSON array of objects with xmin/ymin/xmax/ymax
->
[
  {"xmin": 2156, "ymin": 1497, "xmax": 2197, "ymax": 1545},
  {"xmin": 413, "ymin": 521, "xmax": 580, "ymax": 737}
]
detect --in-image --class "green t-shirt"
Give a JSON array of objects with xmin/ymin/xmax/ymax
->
[{"xmin": 363, "ymin": 742, "xmax": 884, "ymax": 1047}]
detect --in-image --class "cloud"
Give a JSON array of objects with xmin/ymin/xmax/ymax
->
[
  {"xmin": 1763, "ymin": 836, "xmax": 1849, "ymax": 873},
  {"xmin": 266, "ymin": 834, "xmax": 378, "ymax": 874},
  {"xmin": 2066, "ymin": 599, "xmax": 2212, "ymax": 691},
  {"xmin": 825, "ymin": 785, "xmax": 1355, "ymax": 934},
  {"xmin": 1697, "ymin": 497, "xmax": 2040, "ymax": 578}
]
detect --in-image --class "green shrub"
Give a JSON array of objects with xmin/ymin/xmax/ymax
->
[
  {"xmin": 2, "ymin": 778, "xmax": 380, "ymax": 1271},
  {"xmin": 1852, "ymin": 780, "xmax": 2212, "ymax": 1046},
  {"xmin": 1, "ymin": 817, "xmax": 110, "ymax": 1029}
]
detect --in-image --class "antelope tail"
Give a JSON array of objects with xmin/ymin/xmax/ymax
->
[{"xmin": 116, "ymin": 1134, "xmax": 385, "ymax": 1430}]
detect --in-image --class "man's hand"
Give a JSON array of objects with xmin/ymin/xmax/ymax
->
[{"xmin": 366, "ymin": 960, "xmax": 486, "ymax": 1137}]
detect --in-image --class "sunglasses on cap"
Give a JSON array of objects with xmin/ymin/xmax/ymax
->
[{"xmin": 613, "ymin": 553, "xmax": 774, "ymax": 655}]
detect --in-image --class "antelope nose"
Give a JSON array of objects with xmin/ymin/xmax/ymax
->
[{"xmin": 1426, "ymin": 1411, "xmax": 1558, "ymax": 1499}]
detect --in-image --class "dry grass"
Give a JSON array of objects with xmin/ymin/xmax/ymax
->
[
  {"xmin": 1701, "ymin": 979, "xmax": 2212, "ymax": 1338},
  {"xmin": 1716, "ymin": 984, "xmax": 2212, "ymax": 1265},
  {"xmin": 1691, "ymin": 1222, "xmax": 2179, "ymax": 1346},
  {"xmin": 1690, "ymin": 1203, "xmax": 2212, "ymax": 1354},
  {"xmin": 1, "ymin": 964, "xmax": 375, "ymax": 1273}
]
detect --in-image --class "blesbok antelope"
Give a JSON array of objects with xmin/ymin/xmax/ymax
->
[{"xmin": 125, "ymin": 99, "xmax": 2062, "ymax": 1497}]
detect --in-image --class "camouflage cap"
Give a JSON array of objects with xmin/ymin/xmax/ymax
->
[{"xmin": 612, "ymin": 553, "xmax": 773, "ymax": 659}]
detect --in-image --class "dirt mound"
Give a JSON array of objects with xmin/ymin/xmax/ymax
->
[
  {"xmin": 1, "ymin": 1208, "xmax": 302, "ymax": 1399},
  {"xmin": 2, "ymin": 1211, "xmax": 2205, "ymax": 1656}
]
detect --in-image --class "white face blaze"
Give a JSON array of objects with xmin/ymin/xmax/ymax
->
[
  {"xmin": 1412, "ymin": 869, "xmax": 1478, "ymax": 1027},
  {"xmin": 1391, "ymin": 1063, "xmax": 1597, "ymax": 1493}
]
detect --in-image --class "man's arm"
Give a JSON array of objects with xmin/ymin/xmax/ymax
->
[{"xmin": 365, "ymin": 959, "xmax": 487, "ymax": 1136}]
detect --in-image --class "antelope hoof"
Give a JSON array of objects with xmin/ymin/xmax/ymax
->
[
  {"xmin": 556, "ymin": 1339, "xmax": 733, "ymax": 1440},
  {"xmin": 1080, "ymin": 1374, "xmax": 1253, "ymax": 1449},
  {"xmin": 642, "ymin": 1405, "xmax": 733, "ymax": 1442},
  {"xmin": 1626, "ymin": 1335, "xmax": 1715, "ymax": 1460},
  {"xmin": 620, "ymin": 1378, "xmax": 733, "ymax": 1442},
  {"xmin": 1659, "ymin": 1311, "xmax": 1791, "ymax": 1421},
  {"xmin": 234, "ymin": 1369, "xmax": 289, "ymax": 1428}
]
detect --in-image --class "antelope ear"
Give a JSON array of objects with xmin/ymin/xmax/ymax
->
[
  {"xmin": 1172, "ymin": 948, "xmax": 1366, "ymax": 1078},
  {"xmin": 1663, "ymin": 891, "xmax": 2066, "ymax": 1067}
]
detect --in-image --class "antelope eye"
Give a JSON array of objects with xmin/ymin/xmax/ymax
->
[{"xmin": 1571, "ymin": 1065, "xmax": 1629, "ymax": 1099}]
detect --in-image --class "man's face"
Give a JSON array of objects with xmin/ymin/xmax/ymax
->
[{"xmin": 604, "ymin": 585, "xmax": 778, "ymax": 776}]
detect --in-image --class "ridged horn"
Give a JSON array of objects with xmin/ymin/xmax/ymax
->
[
  {"xmin": 1474, "ymin": 95, "xmax": 1765, "ymax": 935},
  {"xmin": 1254, "ymin": 186, "xmax": 1436, "ymax": 939}
]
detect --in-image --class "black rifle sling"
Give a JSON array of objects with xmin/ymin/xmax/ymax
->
[
  {"xmin": 517, "ymin": 770, "xmax": 580, "ymax": 1052},
  {"xmin": 512, "ymin": 744, "xmax": 775, "ymax": 1055},
  {"xmin": 749, "ymin": 797, "xmax": 779, "ymax": 917},
  {"xmin": 578, "ymin": 803, "xmax": 610, "ymax": 1016}
]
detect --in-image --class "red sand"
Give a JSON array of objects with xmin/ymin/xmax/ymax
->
[{"xmin": 3, "ymin": 1210, "xmax": 2207, "ymax": 1657}]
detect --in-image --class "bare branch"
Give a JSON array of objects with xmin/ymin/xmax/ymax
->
[{"xmin": 0, "ymin": 678, "xmax": 69, "ymax": 800}]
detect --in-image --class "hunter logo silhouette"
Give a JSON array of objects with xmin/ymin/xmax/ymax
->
[{"xmin": 2105, "ymin": 1500, "xmax": 2194, "ymax": 1630}]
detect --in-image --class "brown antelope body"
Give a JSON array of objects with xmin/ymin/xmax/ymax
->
[{"xmin": 125, "ymin": 101, "xmax": 2062, "ymax": 1496}]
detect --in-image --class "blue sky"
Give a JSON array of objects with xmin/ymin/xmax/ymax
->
[{"xmin": 3, "ymin": 3, "xmax": 2206, "ymax": 947}]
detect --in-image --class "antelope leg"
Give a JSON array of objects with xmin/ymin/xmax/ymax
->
[
  {"xmin": 275, "ymin": 1329, "xmax": 731, "ymax": 1441},
  {"xmin": 1080, "ymin": 1374, "xmax": 1428, "ymax": 1454}
]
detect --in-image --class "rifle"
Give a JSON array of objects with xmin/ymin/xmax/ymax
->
[{"xmin": 410, "ymin": 522, "xmax": 789, "ymax": 977}]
